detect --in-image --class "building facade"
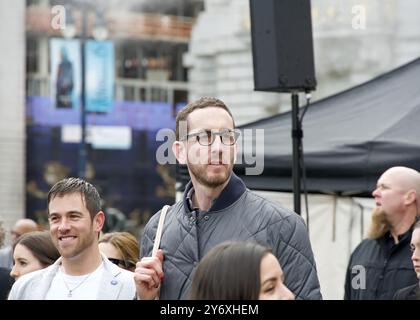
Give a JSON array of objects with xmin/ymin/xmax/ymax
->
[
  {"xmin": 186, "ymin": 0, "xmax": 420, "ymax": 125},
  {"xmin": 1, "ymin": 0, "xmax": 204, "ymax": 241}
]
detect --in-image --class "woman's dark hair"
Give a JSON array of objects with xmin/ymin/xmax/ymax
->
[
  {"xmin": 190, "ymin": 241, "xmax": 271, "ymax": 300},
  {"xmin": 13, "ymin": 231, "xmax": 60, "ymax": 267}
]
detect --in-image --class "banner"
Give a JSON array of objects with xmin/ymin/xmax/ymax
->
[
  {"xmin": 85, "ymin": 40, "xmax": 115, "ymax": 113},
  {"xmin": 50, "ymin": 38, "xmax": 81, "ymax": 109}
]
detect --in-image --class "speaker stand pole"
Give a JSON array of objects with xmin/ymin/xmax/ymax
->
[{"xmin": 291, "ymin": 92, "xmax": 301, "ymax": 215}]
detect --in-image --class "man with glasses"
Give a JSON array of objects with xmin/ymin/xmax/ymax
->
[
  {"xmin": 134, "ymin": 97, "xmax": 321, "ymax": 300},
  {"xmin": 0, "ymin": 219, "xmax": 38, "ymax": 270},
  {"xmin": 8, "ymin": 178, "xmax": 136, "ymax": 300}
]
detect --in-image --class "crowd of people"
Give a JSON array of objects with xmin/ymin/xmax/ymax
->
[{"xmin": 0, "ymin": 97, "xmax": 419, "ymax": 300}]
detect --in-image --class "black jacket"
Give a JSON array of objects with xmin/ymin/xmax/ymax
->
[
  {"xmin": 0, "ymin": 267, "xmax": 14, "ymax": 300},
  {"xmin": 344, "ymin": 229, "xmax": 417, "ymax": 300},
  {"xmin": 393, "ymin": 283, "xmax": 420, "ymax": 300}
]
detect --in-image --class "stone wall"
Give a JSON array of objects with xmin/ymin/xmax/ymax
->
[{"xmin": 0, "ymin": 0, "xmax": 26, "ymax": 244}]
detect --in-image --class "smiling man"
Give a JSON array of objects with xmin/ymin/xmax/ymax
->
[
  {"xmin": 8, "ymin": 178, "xmax": 135, "ymax": 300},
  {"xmin": 135, "ymin": 97, "xmax": 321, "ymax": 300},
  {"xmin": 344, "ymin": 166, "xmax": 420, "ymax": 300}
]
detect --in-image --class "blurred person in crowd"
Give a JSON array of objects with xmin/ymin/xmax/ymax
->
[
  {"xmin": 394, "ymin": 220, "xmax": 420, "ymax": 300},
  {"xmin": 0, "ymin": 226, "xmax": 14, "ymax": 299},
  {"xmin": 102, "ymin": 206, "xmax": 127, "ymax": 233},
  {"xmin": 0, "ymin": 222, "xmax": 5, "ymax": 249},
  {"xmin": 135, "ymin": 97, "xmax": 320, "ymax": 300},
  {"xmin": 190, "ymin": 241, "xmax": 295, "ymax": 300},
  {"xmin": 0, "ymin": 267, "xmax": 14, "ymax": 300},
  {"xmin": 99, "ymin": 232, "xmax": 139, "ymax": 272},
  {"xmin": 8, "ymin": 178, "xmax": 135, "ymax": 300},
  {"xmin": 0, "ymin": 219, "xmax": 38, "ymax": 269},
  {"xmin": 10, "ymin": 231, "xmax": 60, "ymax": 280},
  {"xmin": 344, "ymin": 166, "xmax": 420, "ymax": 299}
]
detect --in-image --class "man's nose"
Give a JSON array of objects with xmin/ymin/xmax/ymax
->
[
  {"xmin": 372, "ymin": 188, "xmax": 379, "ymax": 197},
  {"xmin": 58, "ymin": 218, "xmax": 70, "ymax": 231},
  {"xmin": 210, "ymin": 135, "xmax": 223, "ymax": 150}
]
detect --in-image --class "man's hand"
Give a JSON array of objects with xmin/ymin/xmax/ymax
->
[{"xmin": 134, "ymin": 249, "xmax": 164, "ymax": 300}]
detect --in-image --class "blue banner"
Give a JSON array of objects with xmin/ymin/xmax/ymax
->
[{"xmin": 85, "ymin": 40, "xmax": 114, "ymax": 113}]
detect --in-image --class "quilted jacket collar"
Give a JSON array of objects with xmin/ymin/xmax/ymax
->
[{"xmin": 183, "ymin": 172, "xmax": 246, "ymax": 213}]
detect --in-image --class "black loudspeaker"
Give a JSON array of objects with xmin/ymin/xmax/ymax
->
[{"xmin": 249, "ymin": 0, "xmax": 316, "ymax": 92}]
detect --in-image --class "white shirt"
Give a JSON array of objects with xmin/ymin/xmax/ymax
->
[{"xmin": 45, "ymin": 262, "xmax": 104, "ymax": 300}]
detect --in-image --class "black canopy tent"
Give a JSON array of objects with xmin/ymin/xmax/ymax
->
[{"xmin": 234, "ymin": 57, "xmax": 420, "ymax": 196}]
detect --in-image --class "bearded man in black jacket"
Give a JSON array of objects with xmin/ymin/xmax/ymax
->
[{"xmin": 344, "ymin": 166, "xmax": 420, "ymax": 300}]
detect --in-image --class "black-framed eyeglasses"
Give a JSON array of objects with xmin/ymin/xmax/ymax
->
[{"xmin": 180, "ymin": 129, "xmax": 240, "ymax": 146}]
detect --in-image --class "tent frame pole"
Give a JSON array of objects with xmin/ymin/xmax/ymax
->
[{"xmin": 291, "ymin": 92, "xmax": 302, "ymax": 215}]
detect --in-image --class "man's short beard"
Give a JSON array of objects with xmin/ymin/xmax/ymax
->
[
  {"xmin": 189, "ymin": 164, "xmax": 232, "ymax": 188},
  {"xmin": 367, "ymin": 208, "xmax": 391, "ymax": 239},
  {"xmin": 196, "ymin": 174, "xmax": 228, "ymax": 188}
]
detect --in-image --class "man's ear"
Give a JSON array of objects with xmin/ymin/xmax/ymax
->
[
  {"xmin": 404, "ymin": 190, "xmax": 416, "ymax": 205},
  {"xmin": 94, "ymin": 211, "xmax": 105, "ymax": 233},
  {"xmin": 172, "ymin": 141, "xmax": 187, "ymax": 164}
]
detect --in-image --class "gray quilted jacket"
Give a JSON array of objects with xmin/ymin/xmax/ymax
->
[{"xmin": 140, "ymin": 173, "xmax": 322, "ymax": 300}]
